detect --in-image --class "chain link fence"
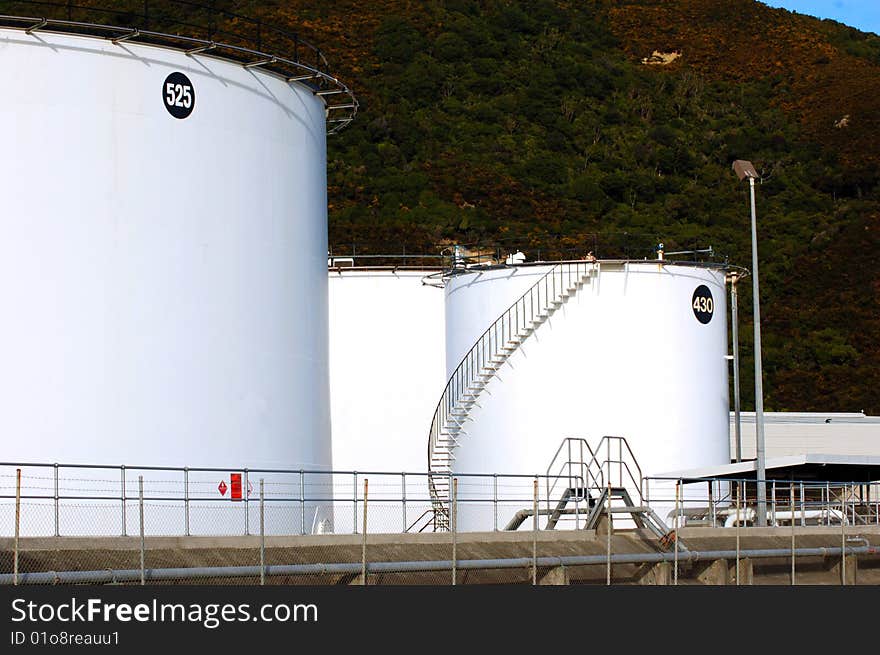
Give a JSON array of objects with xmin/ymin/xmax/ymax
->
[{"xmin": 2, "ymin": 464, "xmax": 879, "ymax": 585}]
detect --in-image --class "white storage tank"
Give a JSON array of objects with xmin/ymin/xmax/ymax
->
[
  {"xmin": 328, "ymin": 267, "xmax": 446, "ymax": 532},
  {"xmin": 0, "ymin": 20, "xmax": 354, "ymax": 535},
  {"xmin": 329, "ymin": 268, "xmax": 445, "ymax": 474},
  {"xmin": 435, "ymin": 261, "xmax": 730, "ymax": 529}
]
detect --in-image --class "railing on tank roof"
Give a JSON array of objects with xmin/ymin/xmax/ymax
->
[
  {"xmin": 328, "ymin": 234, "xmax": 732, "ymax": 276},
  {"xmin": 0, "ymin": 0, "xmax": 357, "ymax": 133},
  {"xmin": 327, "ymin": 244, "xmax": 447, "ymax": 271}
]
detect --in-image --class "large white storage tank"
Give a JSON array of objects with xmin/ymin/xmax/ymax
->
[
  {"xmin": 328, "ymin": 268, "xmax": 446, "ymax": 532},
  {"xmin": 439, "ymin": 261, "xmax": 730, "ymax": 529},
  {"xmin": 0, "ymin": 20, "xmax": 353, "ymax": 535},
  {"xmin": 329, "ymin": 269, "xmax": 445, "ymax": 474}
]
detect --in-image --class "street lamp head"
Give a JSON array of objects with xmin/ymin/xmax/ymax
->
[{"xmin": 732, "ymin": 159, "xmax": 759, "ymax": 181}]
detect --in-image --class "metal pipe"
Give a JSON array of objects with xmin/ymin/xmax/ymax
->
[{"xmin": 5, "ymin": 546, "xmax": 875, "ymax": 586}]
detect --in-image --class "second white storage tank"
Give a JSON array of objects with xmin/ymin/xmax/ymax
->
[{"xmin": 440, "ymin": 261, "xmax": 730, "ymax": 528}]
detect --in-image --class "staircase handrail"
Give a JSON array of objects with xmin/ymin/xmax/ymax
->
[{"xmin": 427, "ymin": 261, "xmax": 598, "ymax": 523}]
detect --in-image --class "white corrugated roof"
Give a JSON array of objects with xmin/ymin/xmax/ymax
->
[{"xmin": 656, "ymin": 453, "xmax": 880, "ymax": 480}]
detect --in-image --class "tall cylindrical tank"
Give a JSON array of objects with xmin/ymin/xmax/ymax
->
[
  {"xmin": 0, "ymin": 26, "xmax": 339, "ymax": 534},
  {"xmin": 329, "ymin": 268, "xmax": 446, "ymax": 531},
  {"xmin": 443, "ymin": 261, "xmax": 730, "ymax": 529}
]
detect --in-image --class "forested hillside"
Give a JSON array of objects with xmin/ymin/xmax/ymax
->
[
  {"xmin": 323, "ymin": 0, "xmax": 880, "ymax": 414},
  {"xmin": 3, "ymin": 0, "xmax": 878, "ymax": 412}
]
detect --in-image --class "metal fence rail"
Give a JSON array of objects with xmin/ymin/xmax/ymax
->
[
  {"xmin": 0, "ymin": 0, "xmax": 358, "ymax": 132},
  {"xmin": 3, "ymin": 462, "xmax": 880, "ymax": 585},
  {"xmin": 2, "ymin": 462, "xmax": 878, "ymax": 537}
]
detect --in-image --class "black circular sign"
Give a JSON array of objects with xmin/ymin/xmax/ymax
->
[
  {"xmin": 692, "ymin": 285, "xmax": 714, "ymax": 324},
  {"xmin": 162, "ymin": 72, "xmax": 195, "ymax": 119}
]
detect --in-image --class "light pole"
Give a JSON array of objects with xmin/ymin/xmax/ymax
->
[{"xmin": 732, "ymin": 159, "xmax": 767, "ymax": 526}]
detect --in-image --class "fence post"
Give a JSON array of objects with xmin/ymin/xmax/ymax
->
[
  {"xmin": 532, "ymin": 478, "xmax": 538, "ymax": 586},
  {"xmin": 13, "ymin": 468, "xmax": 21, "ymax": 586},
  {"xmin": 673, "ymin": 480, "xmax": 679, "ymax": 586},
  {"xmin": 184, "ymin": 468, "xmax": 190, "ymax": 537},
  {"xmin": 138, "ymin": 475, "xmax": 145, "ymax": 586},
  {"xmin": 493, "ymin": 474, "xmax": 498, "ymax": 531},
  {"xmin": 244, "ymin": 469, "xmax": 250, "ymax": 536},
  {"xmin": 735, "ymin": 482, "xmax": 741, "ymax": 585},
  {"xmin": 452, "ymin": 478, "xmax": 458, "ymax": 586},
  {"xmin": 841, "ymin": 496, "xmax": 847, "ymax": 586},
  {"xmin": 771, "ymin": 480, "xmax": 776, "ymax": 526},
  {"xmin": 708, "ymin": 480, "xmax": 714, "ymax": 529},
  {"xmin": 121, "ymin": 465, "xmax": 127, "ymax": 537},
  {"xmin": 299, "ymin": 470, "xmax": 305, "ymax": 536},
  {"xmin": 260, "ymin": 479, "xmax": 266, "ymax": 586},
  {"xmin": 353, "ymin": 472, "xmax": 358, "ymax": 534},
  {"xmin": 800, "ymin": 481, "xmax": 805, "ymax": 526},
  {"xmin": 401, "ymin": 473, "xmax": 407, "ymax": 533},
  {"xmin": 790, "ymin": 481, "xmax": 796, "ymax": 586},
  {"xmin": 361, "ymin": 478, "xmax": 369, "ymax": 586},
  {"xmin": 54, "ymin": 463, "xmax": 59, "ymax": 538},
  {"xmin": 606, "ymin": 482, "xmax": 613, "ymax": 586}
]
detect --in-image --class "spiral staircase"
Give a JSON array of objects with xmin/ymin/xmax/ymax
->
[{"xmin": 427, "ymin": 261, "xmax": 599, "ymax": 530}]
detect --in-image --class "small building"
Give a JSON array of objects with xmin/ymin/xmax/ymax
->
[{"xmin": 730, "ymin": 412, "xmax": 880, "ymax": 461}]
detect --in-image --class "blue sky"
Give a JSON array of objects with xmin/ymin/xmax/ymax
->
[{"xmin": 762, "ymin": 1, "xmax": 880, "ymax": 35}]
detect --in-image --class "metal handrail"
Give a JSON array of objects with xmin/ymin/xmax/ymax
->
[
  {"xmin": 544, "ymin": 438, "xmax": 604, "ymax": 520},
  {"xmin": 4, "ymin": 461, "xmax": 879, "ymax": 537},
  {"xmin": 0, "ymin": 1, "xmax": 357, "ymax": 133},
  {"xmin": 582, "ymin": 436, "xmax": 644, "ymax": 503},
  {"xmin": 427, "ymin": 261, "xmax": 598, "ymax": 528}
]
